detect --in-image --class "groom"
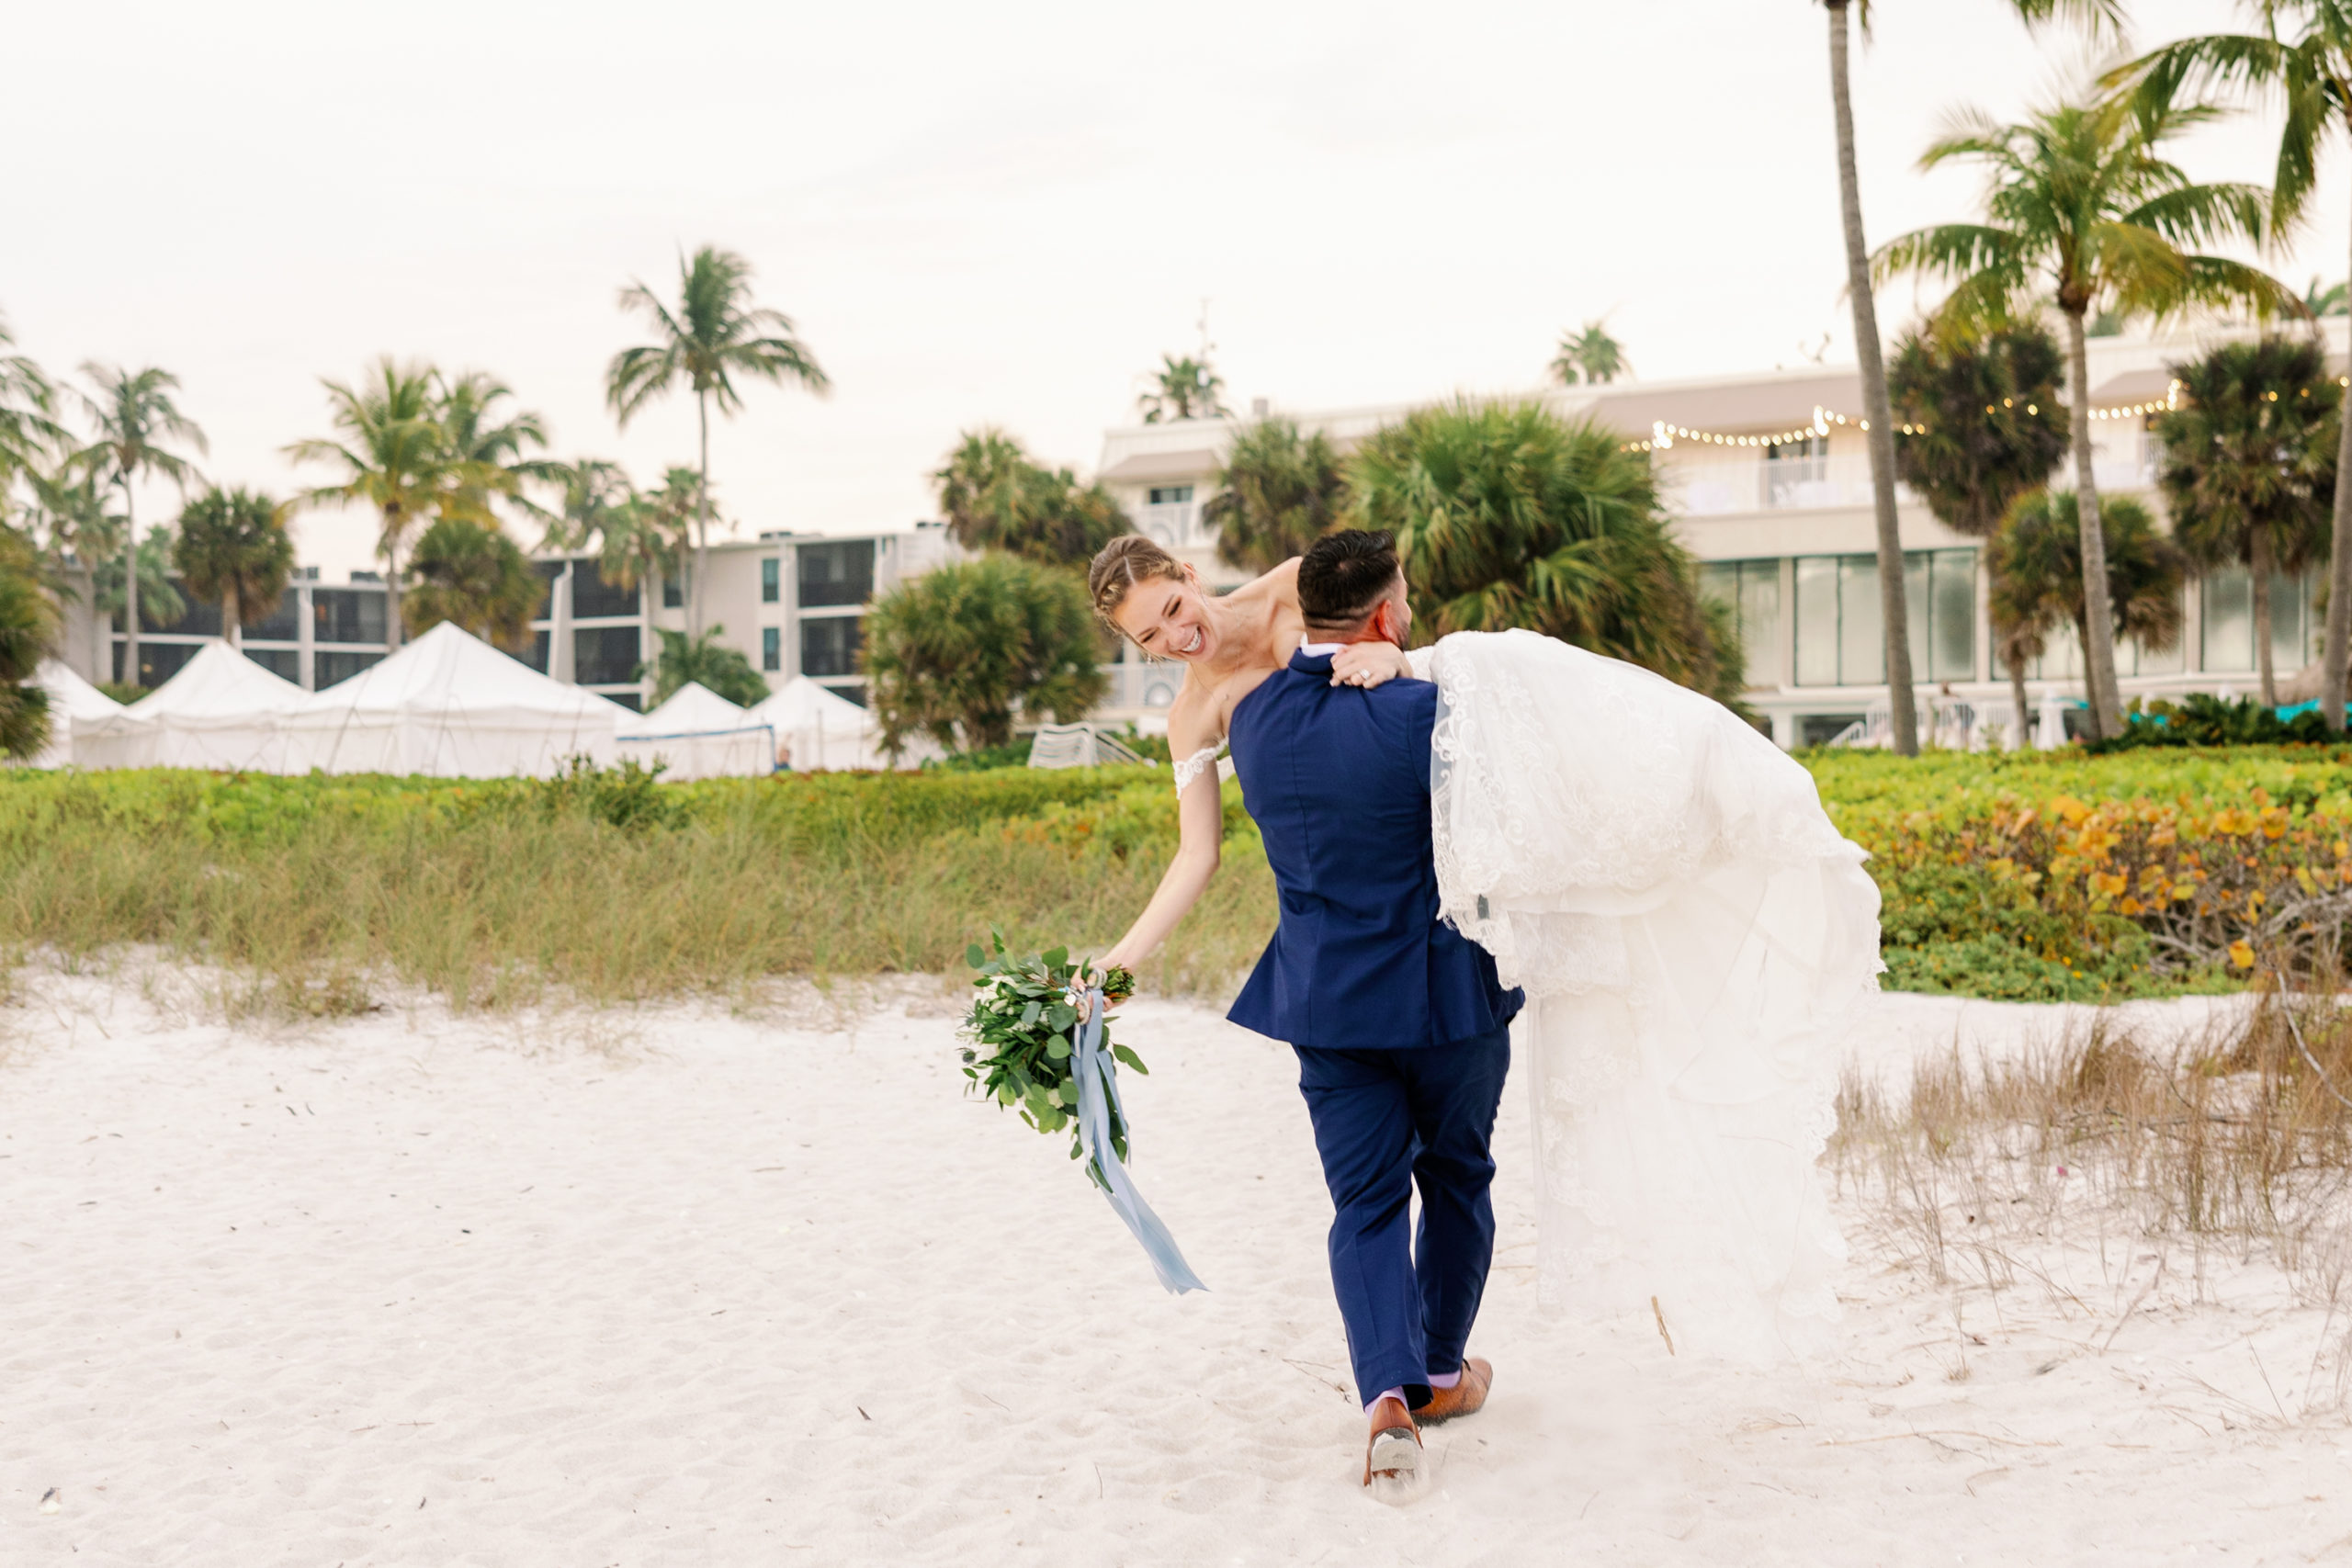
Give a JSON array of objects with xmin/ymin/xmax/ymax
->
[{"xmin": 1226, "ymin": 529, "xmax": 1522, "ymax": 1489}]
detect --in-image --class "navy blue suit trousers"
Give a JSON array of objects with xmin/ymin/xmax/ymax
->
[{"xmin": 1295, "ymin": 1022, "xmax": 1512, "ymax": 1408}]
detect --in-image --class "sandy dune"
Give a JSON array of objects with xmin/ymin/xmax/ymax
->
[{"xmin": 3, "ymin": 971, "xmax": 2347, "ymax": 1565}]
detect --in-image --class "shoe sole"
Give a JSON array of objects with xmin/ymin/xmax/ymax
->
[{"xmin": 1365, "ymin": 1427, "xmax": 1425, "ymax": 1505}]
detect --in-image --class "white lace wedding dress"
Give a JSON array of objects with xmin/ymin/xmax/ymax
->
[{"xmin": 1412, "ymin": 630, "xmax": 1882, "ymax": 1362}]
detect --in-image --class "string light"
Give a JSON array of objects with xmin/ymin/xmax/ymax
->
[{"xmin": 1636, "ymin": 381, "xmax": 2184, "ymax": 452}]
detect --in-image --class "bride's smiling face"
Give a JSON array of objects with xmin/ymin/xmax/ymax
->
[{"xmin": 1114, "ymin": 571, "xmax": 1220, "ymax": 663}]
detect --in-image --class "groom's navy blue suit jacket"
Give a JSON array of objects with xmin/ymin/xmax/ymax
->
[{"xmin": 1226, "ymin": 648, "xmax": 1521, "ymax": 1051}]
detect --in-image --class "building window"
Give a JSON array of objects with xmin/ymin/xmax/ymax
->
[
  {"xmin": 532, "ymin": 558, "xmax": 563, "ymax": 622},
  {"xmin": 797, "ymin": 540, "xmax": 875, "ymax": 608},
  {"xmin": 2198, "ymin": 566, "xmax": 2312, "ymax": 676},
  {"xmin": 247, "ymin": 588, "xmax": 301, "ymax": 642},
  {"xmin": 1148, "ymin": 485, "xmax": 1195, "ymax": 505},
  {"xmin": 312, "ymin": 587, "xmax": 387, "ymax": 645},
  {"xmin": 800, "ymin": 615, "xmax": 863, "ymax": 678},
  {"xmin": 762, "ymin": 626, "xmax": 781, "ymax": 671},
  {"xmin": 314, "ymin": 649, "xmax": 384, "ymax": 689},
  {"xmin": 517, "ymin": 629, "xmax": 551, "ymax": 674},
  {"xmin": 574, "ymin": 625, "xmax": 642, "ymax": 686},
  {"xmin": 1793, "ymin": 549, "xmax": 1975, "ymax": 686},
  {"xmin": 761, "ymin": 558, "xmax": 780, "ymax": 604},
  {"xmin": 571, "ymin": 558, "xmax": 639, "ymax": 619},
  {"xmin": 662, "ymin": 571, "xmax": 686, "ymax": 610},
  {"xmin": 243, "ymin": 646, "xmax": 299, "ymax": 682},
  {"xmin": 1699, "ymin": 559, "xmax": 1783, "ymax": 688}
]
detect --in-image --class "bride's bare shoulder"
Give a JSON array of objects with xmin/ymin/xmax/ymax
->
[{"xmin": 1227, "ymin": 558, "xmax": 1302, "ymax": 607}]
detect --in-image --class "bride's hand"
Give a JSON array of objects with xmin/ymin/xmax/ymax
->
[{"xmin": 1329, "ymin": 642, "xmax": 1415, "ymax": 689}]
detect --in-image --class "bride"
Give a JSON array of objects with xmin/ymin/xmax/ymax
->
[{"xmin": 1091, "ymin": 532, "xmax": 1882, "ymax": 1361}]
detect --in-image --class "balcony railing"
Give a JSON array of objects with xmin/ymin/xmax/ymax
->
[
  {"xmin": 1137, "ymin": 501, "xmax": 1206, "ymax": 551},
  {"xmin": 1662, "ymin": 442, "xmax": 2157, "ymax": 518}
]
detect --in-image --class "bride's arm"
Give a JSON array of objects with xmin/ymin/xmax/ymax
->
[{"xmin": 1101, "ymin": 714, "xmax": 1226, "ymax": 973}]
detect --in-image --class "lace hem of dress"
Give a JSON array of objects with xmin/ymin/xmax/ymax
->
[{"xmin": 1171, "ymin": 743, "xmax": 1224, "ymax": 796}]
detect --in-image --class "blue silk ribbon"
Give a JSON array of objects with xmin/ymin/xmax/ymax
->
[{"xmin": 1072, "ymin": 987, "xmax": 1204, "ymax": 1294}]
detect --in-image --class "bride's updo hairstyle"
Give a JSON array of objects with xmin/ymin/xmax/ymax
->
[{"xmin": 1089, "ymin": 534, "xmax": 1187, "ymax": 640}]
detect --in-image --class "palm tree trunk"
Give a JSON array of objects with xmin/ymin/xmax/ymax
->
[
  {"xmin": 2064, "ymin": 308, "xmax": 2123, "ymax": 740},
  {"xmin": 694, "ymin": 389, "xmax": 711, "ymax": 642},
  {"xmin": 2252, "ymin": 527, "xmax": 2277, "ymax": 707},
  {"xmin": 2007, "ymin": 653, "xmax": 2033, "ymax": 751},
  {"xmin": 1825, "ymin": 0, "xmax": 1917, "ymax": 757},
  {"xmin": 223, "ymin": 589, "xmax": 240, "ymax": 649},
  {"xmin": 2326, "ymin": 192, "xmax": 2352, "ymax": 732},
  {"xmin": 121, "ymin": 484, "xmax": 139, "ymax": 688},
  {"xmin": 382, "ymin": 508, "xmax": 404, "ymax": 652},
  {"xmin": 85, "ymin": 564, "xmax": 106, "ymax": 682}
]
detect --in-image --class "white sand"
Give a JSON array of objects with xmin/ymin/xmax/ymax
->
[{"xmin": 4, "ymin": 973, "xmax": 2348, "ymax": 1565}]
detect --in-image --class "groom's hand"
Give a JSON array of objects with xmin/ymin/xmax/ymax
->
[{"xmin": 1329, "ymin": 642, "xmax": 1415, "ymax": 689}]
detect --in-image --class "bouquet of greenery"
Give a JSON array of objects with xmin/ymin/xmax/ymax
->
[{"xmin": 959, "ymin": 929, "xmax": 1144, "ymax": 1188}]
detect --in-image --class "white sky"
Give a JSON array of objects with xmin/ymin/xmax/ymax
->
[{"xmin": 6, "ymin": 0, "xmax": 2345, "ymax": 580}]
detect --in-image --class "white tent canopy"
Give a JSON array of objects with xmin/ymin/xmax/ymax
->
[
  {"xmin": 74, "ymin": 641, "xmax": 305, "ymax": 771},
  {"xmin": 741, "ymin": 676, "xmax": 911, "ymax": 772},
  {"xmin": 26, "ymin": 659, "xmax": 123, "ymax": 769},
  {"xmin": 281, "ymin": 622, "xmax": 631, "ymax": 778},
  {"xmin": 616, "ymin": 682, "xmax": 774, "ymax": 780}
]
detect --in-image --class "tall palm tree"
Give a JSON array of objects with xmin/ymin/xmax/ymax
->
[
  {"xmin": 435, "ymin": 368, "xmax": 558, "ymax": 530},
  {"xmin": 22, "ymin": 459, "xmax": 122, "ymax": 675},
  {"xmin": 2113, "ymin": 6, "xmax": 2352, "ymax": 729},
  {"xmin": 1349, "ymin": 399, "xmax": 1740, "ymax": 705},
  {"xmin": 1822, "ymin": 0, "xmax": 2125, "ymax": 755},
  {"xmin": 1136, "ymin": 354, "xmax": 1226, "ymax": 423},
  {"xmin": 1549, "ymin": 319, "xmax": 1631, "ymax": 385},
  {"xmin": 0, "ymin": 311, "xmax": 61, "ymax": 492},
  {"xmin": 72, "ymin": 365, "xmax": 205, "ymax": 687},
  {"xmin": 285, "ymin": 359, "xmax": 458, "ymax": 652},
  {"xmin": 403, "ymin": 515, "xmax": 542, "ymax": 649},
  {"xmin": 540, "ymin": 457, "xmax": 637, "ymax": 552},
  {"xmin": 1203, "ymin": 415, "xmax": 1345, "ymax": 573},
  {"xmin": 1872, "ymin": 91, "xmax": 2293, "ymax": 739},
  {"xmin": 1887, "ymin": 322, "xmax": 2073, "ymax": 740},
  {"xmin": 0, "ymin": 521, "xmax": 58, "ymax": 761},
  {"xmin": 174, "ymin": 486, "xmax": 296, "ymax": 647},
  {"xmin": 606, "ymin": 246, "xmax": 830, "ymax": 639},
  {"xmin": 1989, "ymin": 491, "xmax": 2186, "ymax": 729},
  {"xmin": 2153, "ymin": 335, "xmax": 2340, "ymax": 705}
]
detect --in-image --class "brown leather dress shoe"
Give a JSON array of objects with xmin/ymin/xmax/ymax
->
[
  {"xmin": 1409, "ymin": 1357, "xmax": 1492, "ymax": 1424},
  {"xmin": 1362, "ymin": 1396, "xmax": 1422, "ymax": 1488}
]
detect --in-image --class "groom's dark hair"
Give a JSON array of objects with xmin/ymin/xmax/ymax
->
[{"xmin": 1298, "ymin": 530, "xmax": 1404, "ymax": 633}]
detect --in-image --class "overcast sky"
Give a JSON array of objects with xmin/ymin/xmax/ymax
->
[{"xmin": 6, "ymin": 0, "xmax": 2344, "ymax": 578}]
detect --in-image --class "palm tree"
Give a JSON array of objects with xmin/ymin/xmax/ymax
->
[
  {"xmin": 2154, "ymin": 335, "xmax": 2340, "ymax": 705},
  {"xmin": 863, "ymin": 552, "xmax": 1108, "ymax": 752},
  {"xmin": 21, "ymin": 459, "xmax": 122, "ymax": 675},
  {"xmin": 540, "ymin": 457, "xmax": 637, "ymax": 552},
  {"xmin": 435, "ymin": 369, "xmax": 558, "ymax": 530},
  {"xmin": 931, "ymin": 429, "xmax": 1127, "ymax": 566},
  {"xmin": 1989, "ymin": 491, "xmax": 2186, "ymax": 730},
  {"xmin": 92, "ymin": 527, "xmax": 186, "ymax": 649},
  {"xmin": 639, "ymin": 626, "xmax": 769, "ymax": 707},
  {"xmin": 1873, "ymin": 91, "xmax": 2293, "ymax": 739},
  {"xmin": 1886, "ymin": 322, "xmax": 2073, "ymax": 740},
  {"xmin": 284, "ymin": 359, "xmax": 452, "ymax": 652},
  {"xmin": 0, "ymin": 521, "xmax": 59, "ymax": 760},
  {"xmin": 1822, "ymin": 0, "xmax": 2125, "ymax": 756},
  {"xmin": 1548, "ymin": 319, "xmax": 1631, "ymax": 385},
  {"xmin": 1136, "ymin": 354, "xmax": 1227, "ymax": 423},
  {"xmin": 0, "ymin": 311, "xmax": 61, "ymax": 492},
  {"xmin": 1203, "ymin": 416, "xmax": 1345, "ymax": 573},
  {"xmin": 72, "ymin": 365, "xmax": 205, "ymax": 687},
  {"xmin": 2113, "ymin": 7, "xmax": 2352, "ymax": 730},
  {"xmin": 403, "ymin": 515, "xmax": 542, "ymax": 649},
  {"xmin": 628, "ymin": 467, "xmax": 711, "ymax": 601},
  {"xmin": 2305, "ymin": 276, "xmax": 2349, "ymax": 317},
  {"xmin": 1349, "ymin": 399, "xmax": 1740, "ymax": 704},
  {"xmin": 174, "ymin": 487, "xmax": 296, "ymax": 647},
  {"xmin": 606, "ymin": 246, "xmax": 830, "ymax": 640}
]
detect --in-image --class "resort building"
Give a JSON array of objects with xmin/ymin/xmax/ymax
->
[
  {"xmin": 74, "ymin": 524, "xmax": 964, "ymax": 713},
  {"xmin": 1093, "ymin": 320, "xmax": 2352, "ymax": 746}
]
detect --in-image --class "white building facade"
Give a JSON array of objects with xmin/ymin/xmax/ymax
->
[{"xmin": 1092, "ymin": 321, "xmax": 2351, "ymax": 746}]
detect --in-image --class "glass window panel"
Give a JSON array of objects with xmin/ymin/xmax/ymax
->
[
  {"xmin": 761, "ymin": 558, "xmax": 780, "ymax": 604},
  {"xmin": 1931, "ymin": 549, "xmax": 1976, "ymax": 682},
  {"xmin": 762, "ymin": 626, "xmax": 781, "ymax": 671},
  {"xmin": 314, "ymin": 649, "xmax": 384, "ymax": 689},
  {"xmin": 144, "ymin": 579, "xmax": 217, "ymax": 636},
  {"xmin": 573, "ymin": 626, "xmax": 641, "ymax": 685},
  {"xmin": 662, "ymin": 572, "xmax": 686, "ymax": 609},
  {"xmin": 2201, "ymin": 568, "xmax": 2254, "ymax": 672},
  {"xmin": 2268, "ymin": 570, "xmax": 2307, "ymax": 676},
  {"xmin": 1903, "ymin": 552, "xmax": 1930, "ymax": 679},
  {"xmin": 605, "ymin": 690, "xmax": 643, "ymax": 713},
  {"xmin": 1740, "ymin": 564, "xmax": 1782, "ymax": 688},
  {"xmin": 247, "ymin": 589, "xmax": 300, "ymax": 643},
  {"xmin": 820, "ymin": 681, "xmax": 867, "ymax": 709},
  {"xmin": 2129, "ymin": 582, "xmax": 2185, "ymax": 676},
  {"xmin": 1698, "ymin": 562, "xmax": 1738, "ymax": 611},
  {"xmin": 311, "ymin": 588, "xmax": 386, "ymax": 645},
  {"xmin": 571, "ymin": 558, "xmax": 639, "ymax": 620},
  {"xmin": 1838, "ymin": 555, "xmax": 1883, "ymax": 685},
  {"xmin": 243, "ymin": 646, "xmax": 299, "ymax": 682},
  {"xmin": 797, "ymin": 541, "xmax": 875, "ymax": 608},
  {"xmin": 800, "ymin": 615, "xmax": 865, "ymax": 677},
  {"xmin": 1794, "ymin": 557, "xmax": 1838, "ymax": 686}
]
